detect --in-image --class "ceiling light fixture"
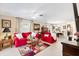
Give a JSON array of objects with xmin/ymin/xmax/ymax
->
[{"xmin": 40, "ymin": 14, "xmax": 43, "ymax": 16}]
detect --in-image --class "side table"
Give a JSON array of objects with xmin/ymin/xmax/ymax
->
[
  {"xmin": 2, "ymin": 39, "xmax": 13, "ymax": 49},
  {"xmin": 0, "ymin": 40, "xmax": 2, "ymax": 51}
]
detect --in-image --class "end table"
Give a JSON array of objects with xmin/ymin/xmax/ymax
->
[
  {"xmin": 0, "ymin": 40, "xmax": 2, "ymax": 51},
  {"xmin": 2, "ymin": 38, "xmax": 13, "ymax": 49}
]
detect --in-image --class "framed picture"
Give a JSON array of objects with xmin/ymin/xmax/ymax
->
[
  {"xmin": 52, "ymin": 25, "xmax": 55, "ymax": 30},
  {"xmin": 33, "ymin": 23, "xmax": 40, "ymax": 30},
  {"xmin": 63, "ymin": 25, "xmax": 66, "ymax": 29},
  {"xmin": 2, "ymin": 19, "xmax": 11, "ymax": 28},
  {"xmin": 67, "ymin": 24, "xmax": 71, "ymax": 28}
]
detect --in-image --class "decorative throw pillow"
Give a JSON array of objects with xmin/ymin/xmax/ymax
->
[
  {"xmin": 31, "ymin": 32, "xmax": 37, "ymax": 38},
  {"xmin": 22, "ymin": 32, "xmax": 31, "ymax": 38},
  {"xmin": 44, "ymin": 34, "xmax": 49, "ymax": 37},
  {"xmin": 27, "ymin": 32, "xmax": 37, "ymax": 40},
  {"xmin": 16, "ymin": 33, "xmax": 23, "ymax": 39},
  {"xmin": 27, "ymin": 34, "xmax": 32, "ymax": 40}
]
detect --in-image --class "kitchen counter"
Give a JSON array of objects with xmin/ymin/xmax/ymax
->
[{"xmin": 61, "ymin": 40, "xmax": 79, "ymax": 56}]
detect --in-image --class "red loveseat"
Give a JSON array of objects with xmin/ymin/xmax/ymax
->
[
  {"xmin": 14, "ymin": 32, "xmax": 31, "ymax": 47},
  {"xmin": 41, "ymin": 32, "xmax": 56, "ymax": 43},
  {"xmin": 36, "ymin": 32, "xmax": 56, "ymax": 43}
]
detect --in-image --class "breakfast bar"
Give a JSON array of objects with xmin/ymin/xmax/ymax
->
[{"xmin": 61, "ymin": 41, "xmax": 79, "ymax": 56}]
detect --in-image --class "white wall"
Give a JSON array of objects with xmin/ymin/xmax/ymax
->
[
  {"xmin": 19, "ymin": 20, "xmax": 32, "ymax": 32},
  {"xmin": 47, "ymin": 3, "xmax": 77, "ymax": 36}
]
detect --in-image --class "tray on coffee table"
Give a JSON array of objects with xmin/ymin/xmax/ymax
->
[{"xmin": 18, "ymin": 43, "xmax": 50, "ymax": 56}]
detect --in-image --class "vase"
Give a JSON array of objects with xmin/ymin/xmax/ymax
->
[
  {"xmin": 77, "ymin": 42, "xmax": 79, "ymax": 46},
  {"xmin": 68, "ymin": 36, "xmax": 72, "ymax": 41}
]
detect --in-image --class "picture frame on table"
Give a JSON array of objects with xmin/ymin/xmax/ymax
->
[{"xmin": 2, "ymin": 19, "xmax": 11, "ymax": 28}]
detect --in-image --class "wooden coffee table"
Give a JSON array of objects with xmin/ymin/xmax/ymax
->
[{"xmin": 18, "ymin": 40, "xmax": 50, "ymax": 56}]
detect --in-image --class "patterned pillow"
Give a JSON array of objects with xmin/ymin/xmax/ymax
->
[
  {"xmin": 16, "ymin": 33, "xmax": 23, "ymax": 39},
  {"xmin": 27, "ymin": 32, "xmax": 37, "ymax": 39}
]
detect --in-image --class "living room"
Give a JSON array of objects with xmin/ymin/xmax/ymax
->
[{"xmin": 0, "ymin": 3, "xmax": 79, "ymax": 56}]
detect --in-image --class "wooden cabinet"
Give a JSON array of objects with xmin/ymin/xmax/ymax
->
[
  {"xmin": 2, "ymin": 39, "xmax": 13, "ymax": 49},
  {"xmin": 61, "ymin": 41, "xmax": 79, "ymax": 56},
  {"xmin": 0, "ymin": 40, "xmax": 2, "ymax": 51}
]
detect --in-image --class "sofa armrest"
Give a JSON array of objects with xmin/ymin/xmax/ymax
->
[{"xmin": 40, "ymin": 40, "xmax": 52, "ymax": 46}]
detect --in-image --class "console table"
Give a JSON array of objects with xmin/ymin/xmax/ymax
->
[{"xmin": 61, "ymin": 41, "xmax": 79, "ymax": 56}]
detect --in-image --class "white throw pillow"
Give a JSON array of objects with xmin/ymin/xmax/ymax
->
[
  {"xmin": 31, "ymin": 32, "xmax": 37, "ymax": 37},
  {"xmin": 16, "ymin": 33, "xmax": 23, "ymax": 39},
  {"xmin": 44, "ymin": 34, "xmax": 49, "ymax": 37},
  {"xmin": 27, "ymin": 32, "xmax": 37, "ymax": 40}
]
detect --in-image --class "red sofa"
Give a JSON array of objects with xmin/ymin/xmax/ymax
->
[
  {"xmin": 41, "ymin": 32, "xmax": 56, "ymax": 43},
  {"xmin": 14, "ymin": 31, "xmax": 56, "ymax": 47},
  {"xmin": 14, "ymin": 32, "xmax": 31, "ymax": 47},
  {"xmin": 36, "ymin": 32, "xmax": 56, "ymax": 43}
]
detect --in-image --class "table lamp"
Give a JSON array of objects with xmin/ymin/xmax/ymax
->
[{"xmin": 3, "ymin": 27, "xmax": 10, "ymax": 39}]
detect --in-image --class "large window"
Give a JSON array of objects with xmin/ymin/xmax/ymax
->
[{"xmin": 19, "ymin": 19, "xmax": 32, "ymax": 32}]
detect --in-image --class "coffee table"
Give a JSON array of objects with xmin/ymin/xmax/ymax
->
[{"xmin": 18, "ymin": 42, "xmax": 50, "ymax": 56}]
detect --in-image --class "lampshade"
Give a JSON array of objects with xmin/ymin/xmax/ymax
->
[{"xmin": 3, "ymin": 27, "xmax": 10, "ymax": 32}]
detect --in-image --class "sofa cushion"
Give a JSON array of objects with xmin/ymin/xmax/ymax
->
[
  {"xmin": 31, "ymin": 32, "xmax": 37, "ymax": 37},
  {"xmin": 14, "ymin": 38, "xmax": 27, "ymax": 47},
  {"xmin": 22, "ymin": 32, "xmax": 31, "ymax": 38},
  {"xmin": 27, "ymin": 32, "xmax": 37, "ymax": 40}
]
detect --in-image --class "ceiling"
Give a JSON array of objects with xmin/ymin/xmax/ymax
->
[{"xmin": 0, "ymin": 3, "xmax": 75, "ymax": 23}]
